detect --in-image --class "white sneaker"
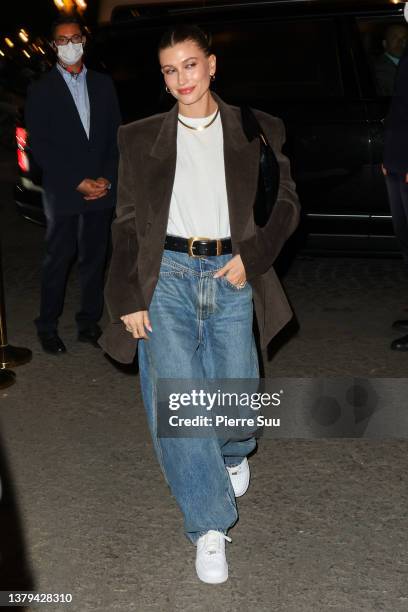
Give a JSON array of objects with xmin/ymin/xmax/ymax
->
[
  {"xmin": 226, "ymin": 457, "xmax": 250, "ymax": 497},
  {"xmin": 195, "ymin": 530, "xmax": 232, "ymax": 584}
]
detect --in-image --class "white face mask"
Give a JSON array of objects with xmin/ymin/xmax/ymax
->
[{"xmin": 57, "ymin": 42, "xmax": 83, "ymax": 66}]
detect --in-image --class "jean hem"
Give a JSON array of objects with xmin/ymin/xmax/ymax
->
[{"xmin": 188, "ymin": 528, "xmax": 228, "ymax": 545}]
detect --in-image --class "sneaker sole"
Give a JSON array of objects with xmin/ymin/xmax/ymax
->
[
  {"xmin": 234, "ymin": 479, "xmax": 250, "ymax": 497},
  {"xmin": 195, "ymin": 565, "xmax": 228, "ymax": 584}
]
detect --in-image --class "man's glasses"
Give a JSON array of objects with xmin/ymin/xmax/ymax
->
[{"xmin": 54, "ymin": 35, "xmax": 83, "ymax": 46}]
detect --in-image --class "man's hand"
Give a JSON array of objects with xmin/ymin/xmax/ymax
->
[
  {"xmin": 213, "ymin": 254, "xmax": 247, "ymax": 287},
  {"xmin": 384, "ymin": 166, "xmax": 408, "ymax": 184},
  {"xmin": 84, "ymin": 177, "xmax": 111, "ymax": 200},
  {"xmin": 95, "ymin": 177, "xmax": 111, "ymax": 189},
  {"xmin": 120, "ymin": 311, "xmax": 152, "ymax": 340},
  {"xmin": 76, "ymin": 178, "xmax": 108, "ymax": 200}
]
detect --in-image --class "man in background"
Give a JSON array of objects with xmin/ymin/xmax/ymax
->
[
  {"xmin": 374, "ymin": 24, "xmax": 408, "ymax": 96},
  {"xmin": 382, "ymin": 30, "xmax": 408, "ymax": 351},
  {"xmin": 25, "ymin": 16, "xmax": 121, "ymax": 354}
]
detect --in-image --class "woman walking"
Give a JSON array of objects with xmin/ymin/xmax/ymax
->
[{"xmin": 100, "ymin": 25, "xmax": 300, "ymax": 583}]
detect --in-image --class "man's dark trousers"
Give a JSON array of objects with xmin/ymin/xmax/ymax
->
[
  {"xmin": 385, "ymin": 174, "xmax": 408, "ymax": 267},
  {"xmin": 35, "ymin": 207, "xmax": 113, "ymax": 335}
]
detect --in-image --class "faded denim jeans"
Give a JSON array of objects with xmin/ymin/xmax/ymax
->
[{"xmin": 138, "ymin": 249, "xmax": 259, "ymax": 544}]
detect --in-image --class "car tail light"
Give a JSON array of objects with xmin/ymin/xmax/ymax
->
[{"xmin": 16, "ymin": 127, "xmax": 29, "ymax": 172}]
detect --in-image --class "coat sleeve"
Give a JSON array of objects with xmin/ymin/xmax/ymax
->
[
  {"xmin": 104, "ymin": 127, "xmax": 147, "ymax": 321},
  {"xmin": 237, "ymin": 116, "xmax": 300, "ymax": 280}
]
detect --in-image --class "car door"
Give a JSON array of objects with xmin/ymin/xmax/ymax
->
[
  {"xmin": 209, "ymin": 11, "xmax": 372, "ymax": 251},
  {"xmin": 354, "ymin": 10, "xmax": 405, "ymax": 254}
]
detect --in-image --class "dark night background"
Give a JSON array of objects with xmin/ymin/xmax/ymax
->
[{"xmin": 2, "ymin": 1, "xmax": 100, "ymax": 39}]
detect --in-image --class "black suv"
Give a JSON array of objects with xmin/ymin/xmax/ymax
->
[{"xmin": 14, "ymin": 0, "xmax": 407, "ymax": 253}]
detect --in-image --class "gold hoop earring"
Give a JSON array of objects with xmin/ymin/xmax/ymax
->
[{"xmin": 165, "ymin": 86, "xmax": 170, "ymax": 93}]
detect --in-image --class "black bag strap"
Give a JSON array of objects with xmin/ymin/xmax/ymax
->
[
  {"xmin": 240, "ymin": 105, "xmax": 281, "ymax": 227},
  {"xmin": 240, "ymin": 105, "xmax": 270, "ymax": 146}
]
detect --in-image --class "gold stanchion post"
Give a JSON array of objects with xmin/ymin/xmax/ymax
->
[
  {"xmin": 0, "ymin": 369, "xmax": 15, "ymax": 389},
  {"xmin": 0, "ymin": 239, "xmax": 32, "ymax": 369}
]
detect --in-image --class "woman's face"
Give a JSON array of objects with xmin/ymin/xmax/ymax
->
[{"xmin": 159, "ymin": 39, "xmax": 216, "ymax": 106}]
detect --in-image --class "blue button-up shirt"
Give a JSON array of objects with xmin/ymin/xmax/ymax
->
[
  {"xmin": 57, "ymin": 62, "xmax": 90, "ymax": 138},
  {"xmin": 385, "ymin": 52, "xmax": 400, "ymax": 67}
]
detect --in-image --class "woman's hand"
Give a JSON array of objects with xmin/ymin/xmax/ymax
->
[
  {"xmin": 120, "ymin": 311, "xmax": 152, "ymax": 339},
  {"xmin": 213, "ymin": 254, "xmax": 247, "ymax": 288}
]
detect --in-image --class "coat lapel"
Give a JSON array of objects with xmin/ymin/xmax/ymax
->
[
  {"xmin": 145, "ymin": 92, "xmax": 260, "ymax": 245},
  {"xmin": 214, "ymin": 93, "xmax": 260, "ymax": 247},
  {"xmin": 51, "ymin": 65, "xmax": 90, "ymax": 143},
  {"xmin": 146, "ymin": 103, "xmax": 178, "ymax": 224},
  {"xmin": 86, "ymin": 69, "xmax": 96, "ymax": 143}
]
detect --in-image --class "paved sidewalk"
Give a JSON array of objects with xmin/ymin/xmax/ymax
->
[{"xmin": 1, "ymin": 174, "xmax": 408, "ymax": 612}]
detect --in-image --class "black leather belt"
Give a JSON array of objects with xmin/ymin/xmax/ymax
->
[{"xmin": 164, "ymin": 235, "xmax": 232, "ymax": 257}]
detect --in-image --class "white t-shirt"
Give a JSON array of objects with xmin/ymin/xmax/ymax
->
[{"xmin": 166, "ymin": 109, "xmax": 231, "ymax": 239}]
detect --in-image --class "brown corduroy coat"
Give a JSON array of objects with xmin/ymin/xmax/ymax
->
[{"xmin": 99, "ymin": 93, "xmax": 301, "ymax": 363}]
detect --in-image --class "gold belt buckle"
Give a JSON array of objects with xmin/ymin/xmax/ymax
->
[{"xmin": 187, "ymin": 236, "xmax": 222, "ymax": 258}]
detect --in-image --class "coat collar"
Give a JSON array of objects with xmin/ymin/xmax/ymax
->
[{"xmin": 149, "ymin": 91, "xmax": 250, "ymax": 160}]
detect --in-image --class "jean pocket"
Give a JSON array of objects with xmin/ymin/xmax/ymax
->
[
  {"xmin": 222, "ymin": 277, "xmax": 248, "ymax": 292},
  {"xmin": 161, "ymin": 255, "xmax": 173, "ymax": 268},
  {"xmin": 159, "ymin": 255, "xmax": 186, "ymax": 277}
]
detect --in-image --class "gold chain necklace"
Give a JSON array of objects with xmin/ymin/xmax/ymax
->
[{"xmin": 178, "ymin": 107, "xmax": 220, "ymax": 132}]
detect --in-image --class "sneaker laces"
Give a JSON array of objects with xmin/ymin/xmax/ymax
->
[{"xmin": 203, "ymin": 531, "xmax": 232, "ymax": 555}]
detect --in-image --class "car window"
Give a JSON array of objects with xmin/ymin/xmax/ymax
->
[
  {"xmin": 209, "ymin": 18, "xmax": 343, "ymax": 101},
  {"xmin": 88, "ymin": 26, "xmax": 167, "ymax": 121},
  {"xmin": 357, "ymin": 17, "xmax": 408, "ymax": 97},
  {"xmin": 90, "ymin": 16, "xmax": 343, "ymax": 122}
]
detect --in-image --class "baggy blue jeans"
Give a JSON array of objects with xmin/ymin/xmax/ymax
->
[{"xmin": 138, "ymin": 249, "xmax": 259, "ymax": 544}]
